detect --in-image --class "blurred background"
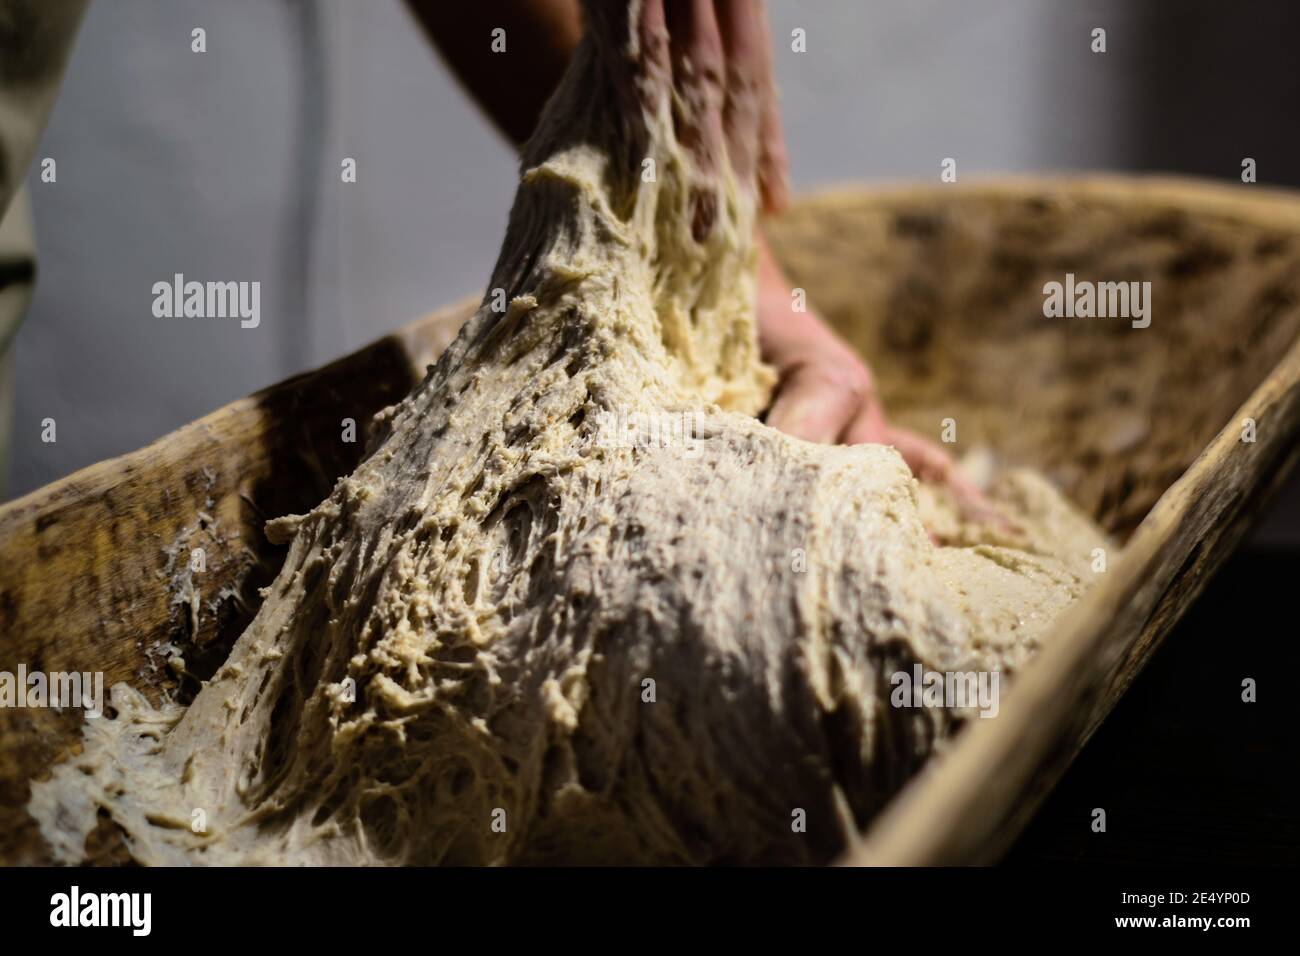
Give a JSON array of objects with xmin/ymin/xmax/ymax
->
[{"xmin": 8, "ymin": 0, "xmax": 1300, "ymax": 556}]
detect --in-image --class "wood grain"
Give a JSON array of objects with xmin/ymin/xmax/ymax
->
[
  {"xmin": 847, "ymin": 331, "xmax": 1300, "ymax": 863},
  {"xmin": 836, "ymin": 179, "xmax": 1300, "ymax": 864},
  {"xmin": 0, "ymin": 300, "xmax": 473, "ymax": 864}
]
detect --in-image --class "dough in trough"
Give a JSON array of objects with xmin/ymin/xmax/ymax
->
[{"xmin": 29, "ymin": 1, "xmax": 1109, "ymax": 865}]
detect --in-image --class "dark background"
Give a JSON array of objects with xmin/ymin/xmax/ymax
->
[{"xmin": 1007, "ymin": 547, "xmax": 1299, "ymax": 865}]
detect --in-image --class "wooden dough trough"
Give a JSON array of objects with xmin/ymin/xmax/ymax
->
[{"xmin": 3, "ymin": 175, "xmax": 1298, "ymax": 866}]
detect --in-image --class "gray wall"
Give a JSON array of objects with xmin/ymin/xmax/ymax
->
[{"xmin": 10, "ymin": 0, "xmax": 1300, "ymax": 541}]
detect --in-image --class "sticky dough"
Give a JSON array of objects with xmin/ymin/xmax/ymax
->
[{"xmin": 29, "ymin": 9, "xmax": 1109, "ymax": 865}]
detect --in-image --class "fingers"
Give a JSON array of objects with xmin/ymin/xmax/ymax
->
[
  {"xmin": 635, "ymin": 0, "xmax": 671, "ymax": 110},
  {"xmin": 847, "ymin": 410, "xmax": 989, "ymax": 515},
  {"xmin": 605, "ymin": 0, "xmax": 786, "ymax": 210},
  {"xmin": 758, "ymin": 245, "xmax": 881, "ymax": 444},
  {"xmin": 840, "ymin": 402, "xmax": 891, "ymax": 447},
  {"xmin": 775, "ymin": 377, "xmax": 1014, "ymax": 533},
  {"xmin": 588, "ymin": 0, "xmax": 669, "ymax": 124},
  {"xmin": 665, "ymin": 0, "xmax": 727, "ymax": 239},
  {"xmin": 882, "ymin": 426, "xmax": 1018, "ymax": 532},
  {"xmin": 881, "ymin": 428, "xmax": 960, "ymax": 486},
  {"xmin": 657, "ymin": 0, "xmax": 785, "ymax": 217},
  {"xmin": 766, "ymin": 360, "xmax": 873, "ymax": 444},
  {"xmin": 665, "ymin": 0, "xmax": 726, "ymax": 177},
  {"xmin": 715, "ymin": 0, "xmax": 788, "ymax": 211},
  {"xmin": 714, "ymin": 0, "xmax": 763, "ymax": 188},
  {"xmin": 756, "ymin": 50, "xmax": 790, "ymax": 212}
]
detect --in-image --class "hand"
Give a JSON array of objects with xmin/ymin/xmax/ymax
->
[
  {"xmin": 594, "ymin": 0, "xmax": 789, "ymax": 213},
  {"xmin": 600, "ymin": 3, "xmax": 998, "ymax": 522},
  {"xmin": 756, "ymin": 237, "xmax": 1004, "ymax": 522}
]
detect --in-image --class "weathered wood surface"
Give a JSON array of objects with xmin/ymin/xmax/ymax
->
[
  {"xmin": 834, "ymin": 177, "xmax": 1300, "ymax": 864},
  {"xmin": 3, "ymin": 176, "xmax": 1299, "ymax": 866},
  {"xmin": 848, "ymin": 329, "xmax": 1300, "ymax": 864},
  {"xmin": 0, "ymin": 301, "xmax": 472, "ymax": 864}
]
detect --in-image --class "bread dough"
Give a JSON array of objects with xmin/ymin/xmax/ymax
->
[{"xmin": 29, "ymin": 7, "xmax": 1109, "ymax": 865}]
